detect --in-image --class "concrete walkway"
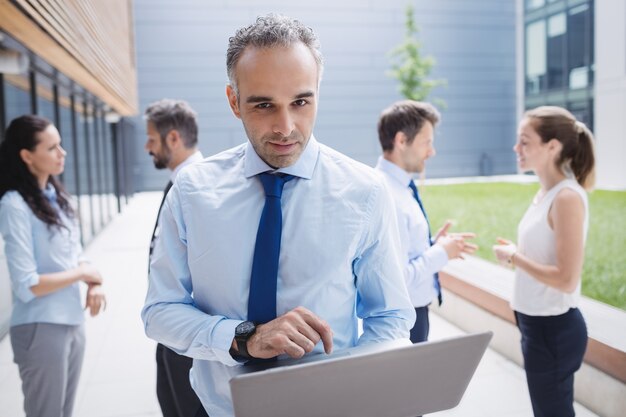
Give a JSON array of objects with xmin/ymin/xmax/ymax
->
[{"xmin": 0, "ymin": 192, "xmax": 597, "ymax": 417}]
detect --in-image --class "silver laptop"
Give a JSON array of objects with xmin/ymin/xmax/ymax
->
[{"xmin": 230, "ymin": 331, "xmax": 493, "ymax": 417}]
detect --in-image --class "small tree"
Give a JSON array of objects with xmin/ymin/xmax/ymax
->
[{"xmin": 388, "ymin": 4, "xmax": 446, "ymax": 107}]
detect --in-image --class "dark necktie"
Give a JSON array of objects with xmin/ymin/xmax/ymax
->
[
  {"xmin": 408, "ymin": 180, "xmax": 442, "ymax": 306},
  {"xmin": 149, "ymin": 180, "xmax": 173, "ymax": 259},
  {"xmin": 248, "ymin": 173, "xmax": 295, "ymax": 323}
]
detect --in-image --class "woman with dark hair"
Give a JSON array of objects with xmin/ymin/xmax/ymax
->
[
  {"xmin": 0, "ymin": 115, "xmax": 106, "ymax": 417},
  {"xmin": 493, "ymin": 106, "xmax": 595, "ymax": 417}
]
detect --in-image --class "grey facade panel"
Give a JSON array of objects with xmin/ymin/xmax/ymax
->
[{"xmin": 132, "ymin": 0, "xmax": 517, "ymax": 191}]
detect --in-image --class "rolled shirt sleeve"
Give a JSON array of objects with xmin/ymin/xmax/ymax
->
[
  {"xmin": 406, "ymin": 244, "xmax": 448, "ymax": 291},
  {"xmin": 0, "ymin": 196, "xmax": 40, "ymax": 303}
]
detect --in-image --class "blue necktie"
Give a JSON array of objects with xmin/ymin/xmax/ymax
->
[
  {"xmin": 408, "ymin": 180, "xmax": 442, "ymax": 306},
  {"xmin": 248, "ymin": 172, "xmax": 295, "ymax": 323}
]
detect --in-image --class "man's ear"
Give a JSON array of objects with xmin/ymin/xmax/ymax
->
[
  {"xmin": 226, "ymin": 84, "xmax": 242, "ymax": 119},
  {"xmin": 394, "ymin": 131, "xmax": 407, "ymax": 150},
  {"xmin": 165, "ymin": 129, "xmax": 181, "ymax": 149}
]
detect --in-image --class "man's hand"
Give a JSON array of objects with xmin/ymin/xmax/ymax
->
[
  {"xmin": 433, "ymin": 220, "xmax": 453, "ymax": 241},
  {"xmin": 434, "ymin": 221, "xmax": 478, "ymax": 260},
  {"xmin": 85, "ymin": 283, "xmax": 107, "ymax": 316},
  {"xmin": 246, "ymin": 306, "xmax": 333, "ymax": 359}
]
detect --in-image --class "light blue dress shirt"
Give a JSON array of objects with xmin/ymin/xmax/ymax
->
[
  {"xmin": 0, "ymin": 186, "xmax": 85, "ymax": 327},
  {"xmin": 142, "ymin": 136, "xmax": 415, "ymax": 417},
  {"xmin": 151, "ymin": 150, "xmax": 204, "ymax": 245},
  {"xmin": 375, "ymin": 157, "xmax": 448, "ymax": 308},
  {"xmin": 170, "ymin": 150, "xmax": 204, "ymax": 183}
]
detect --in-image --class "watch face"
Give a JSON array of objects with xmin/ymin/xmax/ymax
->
[{"xmin": 236, "ymin": 321, "xmax": 256, "ymax": 336}]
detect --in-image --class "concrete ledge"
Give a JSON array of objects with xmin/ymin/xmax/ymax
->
[{"xmin": 432, "ymin": 255, "xmax": 626, "ymax": 417}]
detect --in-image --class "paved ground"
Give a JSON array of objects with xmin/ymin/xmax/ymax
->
[{"xmin": 0, "ymin": 192, "xmax": 597, "ymax": 417}]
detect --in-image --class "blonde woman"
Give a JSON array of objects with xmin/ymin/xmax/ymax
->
[{"xmin": 493, "ymin": 106, "xmax": 595, "ymax": 417}]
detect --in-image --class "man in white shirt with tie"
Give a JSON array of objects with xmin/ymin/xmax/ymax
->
[
  {"xmin": 144, "ymin": 99, "xmax": 206, "ymax": 417},
  {"xmin": 375, "ymin": 100, "xmax": 477, "ymax": 343}
]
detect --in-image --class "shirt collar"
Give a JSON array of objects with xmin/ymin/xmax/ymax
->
[
  {"xmin": 171, "ymin": 150, "xmax": 203, "ymax": 182},
  {"xmin": 244, "ymin": 135, "xmax": 320, "ymax": 180},
  {"xmin": 42, "ymin": 183, "xmax": 57, "ymax": 202},
  {"xmin": 375, "ymin": 156, "xmax": 413, "ymax": 187}
]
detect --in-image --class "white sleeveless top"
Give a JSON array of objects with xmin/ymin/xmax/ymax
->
[{"xmin": 511, "ymin": 179, "xmax": 589, "ymax": 316}]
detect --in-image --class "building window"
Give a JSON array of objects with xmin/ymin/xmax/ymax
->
[
  {"xmin": 568, "ymin": 99, "xmax": 593, "ymax": 129},
  {"xmin": 526, "ymin": 0, "xmax": 545, "ymax": 11},
  {"xmin": 568, "ymin": 3, "xmax": 593, "ymax": 89},
  {"xmin": 547, "ymin": 13, "xmax": 566, "ymax": 90},
  {"xmin": 35, "ymin": 72, "xmax": 55, "ymax": 121},
  {"xmin": 58, "ymin": 86, "xmax": 77, "ymax": 195},
  {"xmin": 4, "ymin": 76, "xmax": 30, "ymax": 125},
  {"xmin": 524, "ymin": 0, "xmax": 594, "ymax": 130},
  {"xmin": 526, "ymin": 20, "xmax": 546, "ymax": 94}
]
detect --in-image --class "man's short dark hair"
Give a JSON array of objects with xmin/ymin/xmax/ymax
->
[
  {"xmin": 377, "ymin": 100, "xmax": 440, "ymax": 152},
  {"xmin": 144, "ymin": 99, "xmax": 198, "ymax": 148}
]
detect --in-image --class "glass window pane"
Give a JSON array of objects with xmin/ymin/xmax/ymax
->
[
  {"xmin": 85, "ymin": 103, "xmax": 102, "ymax": 234},
  {"xmin": 4, "ymin": 76, "xmax": 31, "ymax": 126},
  {"xmin": 568, "ymin": 100, "xmax": 593, "ymax": 131},
  {"xmin": 548, "ymin": 13, "xmax": 566, "ymax": 37},
  {"xmin": 57, "ymin": 87, "xmax": 77, "ymax": 196},
  {"xmin": 547, "ymin": 13, "xmax": 566, "ymax": 89},
  {"xmin": 526, "ymin": 0, "xmax": 545, "ymax": 11},
  {"xmin": 526, "ymin": 20, "xmax": 547, "ymax": 94},
  {"xmin": 568, "ymin": 3, "xmax": 592, "ymax": 89},
  {"xmin": 569, "ymin": 67, "xmax": 589, "ymax": 89},
  {"xmin": 75, "ymin": 97, "xmax": 93, "ymax": 244},
  {"xmin": 36, "ymin": 73, "xmax": 55, "ymax": 122}
]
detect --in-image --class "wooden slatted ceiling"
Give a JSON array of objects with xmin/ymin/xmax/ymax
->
[{"xmin": 0, "ymin": 0, "xmax": 137, "ymax": 115}]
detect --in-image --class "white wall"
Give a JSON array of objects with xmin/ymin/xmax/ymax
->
[{"xmin": 594, "ymin": 0, "xmax": 626, "ymax": 190}]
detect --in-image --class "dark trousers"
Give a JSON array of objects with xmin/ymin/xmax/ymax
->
[
  {"xmin": 515, "ymin": 308, "xmax": 587, "ymax": 417},
  {"xmin": 156, "ymin": 343, "xmax": 209, "ymax": 417},
  {"xmin": 409, "ymin": 307, "xmax": 430, "ymax": 417},
  {"xmin": 409, "ymin": 306, "xmax": 430, "ymax": 344}
]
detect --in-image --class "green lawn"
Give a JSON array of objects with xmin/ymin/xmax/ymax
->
[{"xmin": 420, "ymin": 182, "xmax": 626, "ymax": 311}]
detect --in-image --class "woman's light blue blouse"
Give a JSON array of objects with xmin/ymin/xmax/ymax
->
[{"xmin": 0, "ymin": 187, "xmax": 85, "ymax": 327}]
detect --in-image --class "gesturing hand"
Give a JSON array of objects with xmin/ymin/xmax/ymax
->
[
  {"xmin": 246, "ymin": 306, "xmax": 334, "ymax": 359},
  {"xmin": 433, "ymin": 221, "xmax": 453, "ymax": 241},
  {"xmin": 493, "ymin": 237, "xmax": 517, "ymax": 267},
  {"xmin": 434, "ymin": 221, "xmax": 478, "ymax": 260}
]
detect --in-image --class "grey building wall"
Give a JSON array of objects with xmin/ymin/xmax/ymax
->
[{"xmin": 132, "ymin": 0, "xmax": 517, "ymax": 191}]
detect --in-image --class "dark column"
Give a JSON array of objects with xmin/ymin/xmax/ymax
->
[
  {"xmin": 28, "ymin": 69, "xmax": 37, "ymax": 115},
  {"xmin": 70, "ymin": 89, "xmax": 84, "ymax": 246},
  {"xmin": 110, "ymin": 121, "xmax": 122, "ymax": 213}
]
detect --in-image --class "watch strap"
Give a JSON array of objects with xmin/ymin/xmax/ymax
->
[{"xmin": 236, "ymin": 336, "xmax": 253, "ymax": 359}]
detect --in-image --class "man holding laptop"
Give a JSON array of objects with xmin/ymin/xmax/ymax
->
[{"xmin": 142, "ymin": 14, "xmax": 415, "ymax": 416}]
